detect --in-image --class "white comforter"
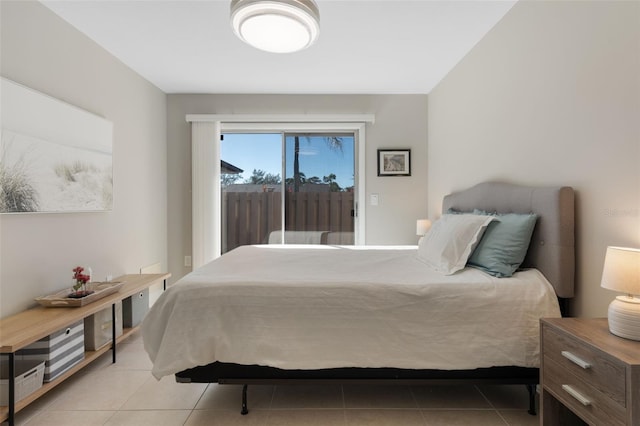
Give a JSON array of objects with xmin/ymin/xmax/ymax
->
[{"xmin": 142, "ymin": 245, "xmax": 561, "ymax": 379}]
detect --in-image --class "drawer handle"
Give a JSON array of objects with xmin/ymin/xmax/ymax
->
[
  {"xmin": 561, "ymin": 351, "xmax": 591, "ymax": 369},
  {"xmin": 562, "ymin": 384, "xmax": 592, "ymax": 406}
]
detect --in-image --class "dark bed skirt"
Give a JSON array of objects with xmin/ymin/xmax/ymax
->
[
  {"xmin": 175, "ymin": 362, "xmax": 540, "ymax": 416},
  {"xmin": 175, "ymin": 362, "xmax": 539, "ymax": 385}
]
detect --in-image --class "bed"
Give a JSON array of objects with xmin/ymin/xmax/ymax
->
[{"xmin": 142, "ymin": 181, "xmax": 575, "ymax": 415}]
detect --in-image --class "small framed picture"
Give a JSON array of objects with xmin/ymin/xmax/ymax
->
[{"xmin": 377, "ymin": 149, "xmax": 411, "ymax": 176}]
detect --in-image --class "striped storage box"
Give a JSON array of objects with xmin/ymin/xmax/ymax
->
[{"xmin": 17, "ymin": 320, "xmax": 84, "ymax": 382}]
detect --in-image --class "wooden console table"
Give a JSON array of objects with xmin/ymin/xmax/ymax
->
[{"xmin": 0, "ymin": 273, "xmax": 170, "ymax": 426}]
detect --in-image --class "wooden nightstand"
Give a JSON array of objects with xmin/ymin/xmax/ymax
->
[{"xmin": 540, "ymin": 318, "xmax": 640, "ymax": 426}]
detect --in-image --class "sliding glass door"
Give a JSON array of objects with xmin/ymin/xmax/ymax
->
[
  {"xmin": 283, "ymin": 133, "xmax": 355, "ymax": 245},
  {"xmin": 220, "ymin": 132, "xmax": 355, "ymax": 253},
  {"xmin": 220, "ymin": 133, "xmax": 281, "ymax": 254}
]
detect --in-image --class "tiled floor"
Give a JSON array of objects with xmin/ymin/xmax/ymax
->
[{"xmin": 10, "ymin": 332, "xmax": 540, "ymax": 425}]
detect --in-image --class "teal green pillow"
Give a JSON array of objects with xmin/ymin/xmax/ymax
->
[{"xmin": 466, "ymin": 211, "xmax": 538, "ymax": 277}]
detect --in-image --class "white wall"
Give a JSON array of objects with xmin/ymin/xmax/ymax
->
[
  {"xmin": 0, "ymin": 1, "xmax": 168, "ymax": 317},
  {"xmin": 167, "ymin": 94, "xmax": 428, "ymax": 283},
  {"xmin": 428, "ymin": 0, "xmax": 640, "ymax": 317}
]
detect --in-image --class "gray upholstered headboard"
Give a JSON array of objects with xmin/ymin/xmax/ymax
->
[{"xmin": 442, "ymin": 182, "xmax": 575, "ymax": 298}]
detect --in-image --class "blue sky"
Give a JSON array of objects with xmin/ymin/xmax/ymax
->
[{"xmin": 221, "ymin": 133, "xmax": 355, "ymax": 189}]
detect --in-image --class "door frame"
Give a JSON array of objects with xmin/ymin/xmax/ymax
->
[{"xmin": 187, "ymin": 114, "xmax": 374, "ymax": 267}]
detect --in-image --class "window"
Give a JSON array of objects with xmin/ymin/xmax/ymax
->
[
  {"xmin": 188, "ymin": 114, "xmax": 373, "ymax": 267},
  {"xmin": 220, "ymin": 132, "xmax": 356, "ymax": 253}
]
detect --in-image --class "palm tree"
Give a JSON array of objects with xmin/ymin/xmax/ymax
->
[
  {"xmin": 285, "ymin": 172, "xmax": 306, "ymax": 190},
  {"xmin": 323, "ymin": 173, "xmax": 341, "ymax": 192},
  {"xmin": 292, "ymin": 135, "xmax": 343, "ymax": 192},
  {"xmin": 293, "ymin": 136, "xmax": 301, "ymax": 192},
  {"xmin": 247, "ymin": 169, "xmax": 281, "ymax": 185}
]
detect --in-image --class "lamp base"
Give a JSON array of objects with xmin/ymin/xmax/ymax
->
[{"xmin": 607, "ymin": 296, "xmax": 640, "ymax": 341}]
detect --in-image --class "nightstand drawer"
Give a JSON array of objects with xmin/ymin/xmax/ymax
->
[
  {"xmin": 543, "ymin": 325, "xmax": 626, "ymax": 406},
  {"xmin": 544, "ymin": 356, "xmax": 626, "ymax": 426}
]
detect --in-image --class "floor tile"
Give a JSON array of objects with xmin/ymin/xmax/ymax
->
[
  {"xmin": 421, "ymin": 409, "xmax": 508, "ymax": 425},
  {"xmin": 498, "ymin": 410, "xmax": 539, "ymax": 426},
  {"xmin": 80, "ymin": 350, "xmax": 115, "ymax": 372},
  {"xmin": 108, "ymin": 340, "xmax": 154, "ymax": 371},
  {"xmin": 478, "ymin": 385, "xmax": 535, "ymax": 410},
  {"xmin": 185, "ymin": 409, "xmax": 269, "ymax": 425},
  {"xmin": 267, "ymin": 409, "xmax": 345, "ymax": 426},
  {"xmin": 47, "ymin": 369, "xmax": 150, "ymax": 411},
  {"xmin": 345, "ymin": 409, "xmax": 425, "ymax": 426},
  {"xmin": 343, "ymin": 385, "xmax": 417, "ymax": 409},
  {"xmin": 80, "ymin": 350, "xmax": 147, "ymax": 376},
  {"xmin": 9, "ymin": 330, "xmax": 549, "ymax": 426},
  {"xmin": 120, "ymin": 374, "xmax": 207, "ymax": 410},
  {"xmin": 196, "ymin": 384, "xmax": 274, "ymax": 411},
  {"xmin": 20, "ymin": 410, "xmax": 115, "ymax": 425},
  {"xmin": 271, "ymin": 384, "xmax": 343, "ymax": 409},
  {"xmin": 412, "ymin": 385, "xmax": 491, "ymax": 409},
  {"xmin": 120, "ymin": 330, "xmax": 145, "ymax": 347},
  {"xmin": 12, "ymin": 407, "xmax": 41, "ymax": 426},
  {"xmin": 104, "ymin": 409, "xmax": 191, "ymax": 425}
]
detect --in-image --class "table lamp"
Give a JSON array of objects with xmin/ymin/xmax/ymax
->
[
  {"xmin": 416, "ymin": 219, "xmax": 432, "ymax": 244},
  {"xmin": 600, "ymin": 246, "xmax": 640, "ymax": 341}
]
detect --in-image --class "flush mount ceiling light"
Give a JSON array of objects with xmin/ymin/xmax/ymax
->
[{"xmin": 230, "ymin": 0, "xmax": 320, "ymax": 53}]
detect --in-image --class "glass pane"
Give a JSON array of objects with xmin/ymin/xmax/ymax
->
[
  {"xmin": 284, "ymin": 134, "xmax": 355, "ymax": 245},
  {"xmin": 220, "ymin": 133, "xmax": 282, "ymax": 253}
]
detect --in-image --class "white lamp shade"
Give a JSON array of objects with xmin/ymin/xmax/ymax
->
[
  {"xmin": 230, "ymin": 0, "xmax": 320, "ymax": 53},
  {"xmin": 416, "ymin": 219, "xmax": 432, "ymax": 236},
  {"xmin": 601, "ymin": 246, "xmax": 640, "ymax": 295}
]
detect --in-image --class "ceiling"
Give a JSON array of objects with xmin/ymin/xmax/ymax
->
[{"xmin": 41, "ymin": 0, "xmax": 516, "ymax": 95}]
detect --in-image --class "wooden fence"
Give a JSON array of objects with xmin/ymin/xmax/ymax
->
[{"xmin": 222, "ymin": 191, "xmax": 354, "ymax": 253}]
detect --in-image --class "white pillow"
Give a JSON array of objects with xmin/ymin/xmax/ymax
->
[{"xmin": 417, "ymin": 214, "xmax": 493, "ymax": 275}]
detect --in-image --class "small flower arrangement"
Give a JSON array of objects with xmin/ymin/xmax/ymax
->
[{"xmin": 69, "ymin": 266, "xmax": 94, "ymax": 298}]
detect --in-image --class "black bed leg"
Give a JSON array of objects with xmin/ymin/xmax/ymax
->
[
  {"xmin": 526, "ymin": 384, "xmax": 536, "ymax": 415},
  {"xmin": 241, "ymin": 384, "xmax": 249, "ymax": 415}
]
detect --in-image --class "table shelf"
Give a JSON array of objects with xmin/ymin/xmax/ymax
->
[{"xmin": 0, "ymin": 273, "xmax": 170, "ymax": 425}]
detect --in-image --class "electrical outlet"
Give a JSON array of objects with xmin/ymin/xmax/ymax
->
[{"xmin": 184, "ymin": 256, "xmax": 192, "ymax": 267}]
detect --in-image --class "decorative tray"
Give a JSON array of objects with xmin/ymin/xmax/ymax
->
[{"xmin": 35, "ymin": 281, "xmax": 125, "ymax": 307}]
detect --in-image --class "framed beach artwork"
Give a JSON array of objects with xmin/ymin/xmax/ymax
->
[
  {"xmin": 377, "ymin": 149, "xmax": 411, "ymax": 176},
  {"xmin": 1, "ymin": 78, "xmax": 113, "ymax": 213}
]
